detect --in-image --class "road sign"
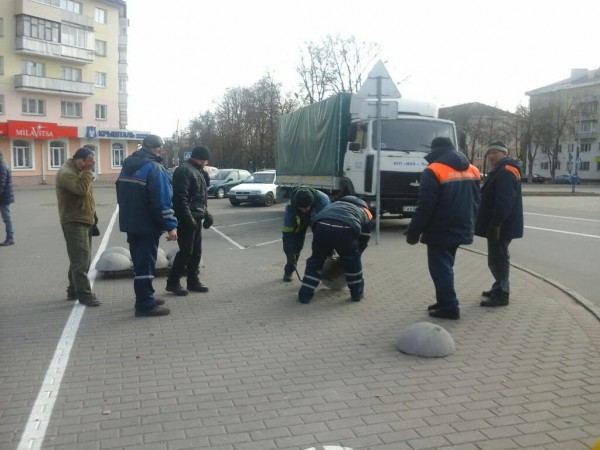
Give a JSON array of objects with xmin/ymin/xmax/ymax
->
[
  {"xmin": 184, "ymin": 151, "xmax": 191, "ymax": 160},
  {"xmin": 356, "ymin": 60, "xmax": 401, "ymax": 99}
]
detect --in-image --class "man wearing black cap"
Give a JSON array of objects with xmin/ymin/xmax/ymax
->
[
  {"xmin": 281, "ymin": 186, "xmax": 330, "ymax": 282},
  {"xmin": 56, "ymin": 147, "xmax": 99, "ymax": 306},
  {"xmin": 166, "ymin": 145, "xmax": 212, "ymax": 296},
  {"xmin": 116, "ymin": 134, "xmax": 177, "ymax": 317},
  {"xmin": 475, "ymin": 140, "xmax": 523, "ymax": 307},
  {"xmin": 405, "ymin": 137, "xmax": 481, "ymax": 320}
]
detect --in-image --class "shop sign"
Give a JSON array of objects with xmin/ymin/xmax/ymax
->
[
  {"xmin": 86, "ymin": 126, "xmax": 145, "ymax": 140},
  {"xmin": 8, "ymin": 120, "xmax": 77, "ymax": 140}
]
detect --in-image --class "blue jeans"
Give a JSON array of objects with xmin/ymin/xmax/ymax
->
[
  {"xmin": 427, "ymin": 244, "xmax": 459, "ymax": 312},
  {"xmin": 1, "ymin": 204, "xmax": 14, "ymax": 240},
  {"xmin": 127, "ymin": 233, "xmax": 160, "ymax": 310}
]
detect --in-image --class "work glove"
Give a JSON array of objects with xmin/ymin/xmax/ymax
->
[
  {"xmin": 487, "ymin": 224, "xmax": 501, "ymax": 242},
  {"xmin": 91, "ymin": 212, "xmax": 100, "ymax": 236},
  {"xmin": 203, "ymin": 213, "xmax": 214, "ymax": 229},
  {"xmin": 286, "ymin": 253, "xmax": 298, "ymax": 268},
  {"xmin": 404, "ymin": 230, "xmax": 420, "ymax": 245}
]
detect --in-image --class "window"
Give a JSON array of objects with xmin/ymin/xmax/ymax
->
[
  {"xmin": 542, "ymin": 145, "xmax": 550, "ymax": 154},
  {"xmin": 556, "ymin": 162, "xmax": 561, "ymax": 170},
  {"xmin": 49, "ymin": 141, "xmax": 67, "ymax": 169},
  {"xmin": 475, "ymin": 150, "xmax": 483, "ymax": 159},
  {"xmin": 580, "ymin": 121, "xmax": 597, "ymax": 133},
  {"xmin": 0, "ymin": 56, "xmax": 3, "ymax": 75},
  {"xmin": 541, "ymin": 162, "xmax": 549, "ymax": 170},
  {"xmin": 61, "ymin": 24, "xmax": 92, "ymax": 49},
  {"xmin": 22, "ymin": 98, "xmax": 45, "ymax": 115},
  {"xmin": 568, "ymin": 144, "xmax": 574, "ymax": 153},
  {"xmin": 61, "ymin": 66, "xmax": 81, "ymax": 82},
  {"xmin": 0, "ymin": 95, "xmax": 4, "ymax": 114},
  {"xmin": 95, "ymin": 72, "xmax": 107, "ymax": 87},
  {"xmin": 95, "ymin": 104, "xmax": 107, "ymax": 120},
  {"xmin": 112, "ymin": 143, "xmax": 125, "ymax": 168},
  {"xmin": 118, "ymin": 74, "xmax": 127, "ymax": 93},
  {"xmin": 95, "ymin": 8, "xmax": 107, "ymax": 24},
  {"xmin": 95, "ymin": 40, "xmax": 107, "ymax": 56},
  {"xmin": 33, "ymin": 0, "xmax": 82, "ymax": 14},
  {"xmin": 22, "ymin": 60, "xmax": 45, "ymax": 76},
  {"xmin": 12, "ymin": 140, "xmax": 33, "ymax": 169},
  {"xmin": 0, "ymin": 18, "xmax": 4, "ymax": 37},
  {"xmin": 557, "ymin": 144, "xmax": 562, "ymax": 153},
  {"xmin": 580, "ymin": 143, "xmax": 591, "ymax": 153},
  {"xmin": 579, "ymin": 161, "xmax": 590, "ymax": 171},
  {"xmin": 61, "ymin": 101, "xmax": 82, "ymax": 118},
  {"xmin": 17, "ymin": 16, "xmax": 60, "ymax": 43}
]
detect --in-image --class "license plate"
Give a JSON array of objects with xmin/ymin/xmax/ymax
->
[
  {"xmin": 403, "ymin": 206, "xmax": 417, "ymax": 212},
  {"xmin": 237, "ymin": 196, "xmax": 248, "ymax": 199}
]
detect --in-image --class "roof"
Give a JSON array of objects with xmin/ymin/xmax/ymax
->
[{"xmin": 526, "ymin": 67, "xmax": 600, "ymax": 96}]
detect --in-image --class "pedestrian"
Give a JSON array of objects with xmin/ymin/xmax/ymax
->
[
  {"xmin": 282, "ymin": 186, "xmax": 330, "ymax": 281},
  {"xmin": 55, "ymin": 147, "xmax": 99, "ymax": 306},
  {"xmin": 0, "ymin": 151, "xmax": 15, "ymax": 246},
  {"xmin": 166, "ymin": 145, "xmax": 213, "ymax": 296},
  {"xmin": 475, "ymin": 140, "xmax": 524, "ymax": 307},
  {"xmin": 405, "ymin": 137, "xmax": 481, "ymax": 320},
  {"xmin": 298, "ymin": 195, "xmax": 372, "ymax": 304},
  {"xmin": 116, "ymin": 134, "xmax": 177, "ymax": 317}
]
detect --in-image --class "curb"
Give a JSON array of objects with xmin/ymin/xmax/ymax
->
[{"xmin": 461, "ymin": 246, "xmax": 600, "ymax": 321}]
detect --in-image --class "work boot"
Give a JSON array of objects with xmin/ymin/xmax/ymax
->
[
  {"xmin": 428, "ymin": 302, "xmax": 440, "ymax": 311},
  {"xmin": 166, "ymin": 281, "xmax": 189, "ymax": 296},
  {"xmin": 481, "ymin": 289, "xmax": 496, "ymax": 297},
  {"xmin": 480, "ymin": 292, "xmax": 509, "ymax": 307},
  {"xmin": 155, "ymin": 299, "xmax": 166, "ymax": 306},
  {"xmin": 351, "ymin": 293, "xmax": 364, "ymax": 302},
  {"xmin": 79, "ymin": 295, "xmax": 100, "ymax": 307},
  {"xmin": 283, "ymin": 273, "xmax": 293, "ymax": 282},
  {"xmin": 66, "ymin": 290, "xmax": 77, "ymax": 301},
  {"xmin": 298, "ymin": 293, "xmax": 313, "ymax": 304},
  {"xmin": 135, "ymin": 305, "xmax": 171, "ymax": 317},
  {"xmin": 0, "ymin": 238, "xmax": 14, "ymax": 246},
  {"xmin": 187, "ymin": 282, "xmax": 209, "ymax": 293},
  {"xmin": 429, "ymin": 309, "xmax": 460, "ymax": 320}
]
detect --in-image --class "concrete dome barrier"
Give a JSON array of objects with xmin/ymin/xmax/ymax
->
[{"xmin": 395, "ymin": 322, "xmax": 455, "ymax": 357}]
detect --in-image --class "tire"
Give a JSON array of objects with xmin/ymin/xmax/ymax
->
[
  {"xmin": 263, "ymin": 192, "xmax": 274, "ymax": 206},
  {"xmin": 216, "ymin": 187, "xmax": 226, "ymax": 199},
  {"xmin": 229, "ymin": 198, "xmax": 241, "ymax": 206}
]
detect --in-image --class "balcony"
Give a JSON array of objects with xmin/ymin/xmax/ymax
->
[
  {"xmin": 16, "ymin": 37, "xmax": 94, "ymax": 64},
  {"xmin": 15, "ymin": 74, "xmax": 94, "ymax": 97},
  {"xmin": 575, "ymin": 130, "xmax": 598, "ymax": 140},
  {"xmin": 15, "ymin": 0, "xmax": 93, "ymax": 28}
]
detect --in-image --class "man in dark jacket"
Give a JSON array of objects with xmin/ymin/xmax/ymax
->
[
  {"xmin": 298, "ymin": 195, "xmax": 373, "ymax": 304},
  {"xmin": 281, "ymin": 186, "xmax": 330, "ymax": 282},
  {"xmin": 406, "ymin": 137, "xmax": 481, "ymax": 320},
  {"xmin": 475, "ymin": 140, "xmax": 524, "ymax": 307},
  {"xmin": 0, "ymin": 151, "xmax": 15, "ymax": 246},
  {"xmin": 166, "ymin": 146, "xmax": 212, "ymax": 296},
  {"xmin": 116, "ymin": 134, "xmax": 177, "ymax": 317}
]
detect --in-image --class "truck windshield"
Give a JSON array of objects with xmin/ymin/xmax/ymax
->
[{"xmin": 372, "ymin": 119, "xmax": 455, "ymax": 153}]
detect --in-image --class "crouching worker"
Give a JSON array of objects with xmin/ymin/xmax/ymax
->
[
  {"xmin": 298, "ymin": 196, "xmax": 373, "ymax": 304},
  {"xmin": 282, "ymin": 186, "xmax": 330, "ymax": 281}
]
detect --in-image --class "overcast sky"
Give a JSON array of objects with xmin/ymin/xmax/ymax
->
[{"xmin": 124, "ymin": 0, "xmax": 600, "ymax": 137}]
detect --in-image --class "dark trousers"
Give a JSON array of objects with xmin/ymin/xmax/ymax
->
[
  {"xmin": 487, "ymin": 238, "xmax": 511, "ymax": 294},
  {"xmin": 299, "ymin": 222, "xmax": 363, "ymax": 301},
  {"xmin": 283, "ymin": 229, "xmax": 307, "ymax": 275},
  {"xmin": 127, "ymin": 233, "xmax": 160, "ymax": 310},
  {"xmin": 61, "ymin": 221, "xmax": 93, "ymax": 299},
  {"xmin": 427, "ymin": 244, "xmax": 459, "ymax": 312},
  {"xmin": 168, "ymin": 221, "xmax": 202, "ymax": 285}
]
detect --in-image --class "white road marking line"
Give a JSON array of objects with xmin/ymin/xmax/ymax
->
[
  {"xmin": 525, "ymin": 225, "xmax": 600, "ymax": 239},
  {"xmin": 17, "ymin": 206, "xmax": 119, "ymax": 450},
  {"xmin": 209, "ymin": 226, "xmax": 245, "ymax": 249},
  {"xmin": 525, "ymin": 212, "xmax": 600, "ymax": 223}
]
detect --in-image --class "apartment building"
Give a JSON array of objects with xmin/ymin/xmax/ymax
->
[
  {"xmin": 526, "ymin": 68, "xmax": 600, "ymax": 182},
  {"xmin": 0, "ymin": 0, "xmax": 148, "ymax": 185}
]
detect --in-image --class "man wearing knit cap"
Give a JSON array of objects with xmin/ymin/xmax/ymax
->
[
  {"xmin": 56, "ymin": 147, "xmax": 99, "ymax": 306},
  {"xmin": 166, "ymin": 145, "xmax": 212, "ymax": 296},
  {"xmin": 116, "ymin": 134, "xmax": 177, "ymax": 316},
  {"xmin": 281, "ymin": 186, "xmax": 330, "ymax": 282},
  {"xmin": 475, "ymin": 140, "xmax": 523, "ymax": 307}
]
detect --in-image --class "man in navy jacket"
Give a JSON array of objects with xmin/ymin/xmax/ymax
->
[
  {"xmin": 475, "ymin": 140, "xmax": 523, "ymax": 307},
  {"xmin": 406, "ymin": 137, "xmax": 481, "ymax": 319}
]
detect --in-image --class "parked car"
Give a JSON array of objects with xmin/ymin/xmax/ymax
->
[
  {"xmin": 228, "ymin": 170, "xmax": 278, "ymax": 206},
  {"xmin": 207, "ymin": 169, "xmax": 251, "ymax": 198},
  {"xmin": 554, "ymin": 173, "xmax": 581, "ymax": 184},
  {"xmin": 521, "ymin": 173, "xmax": 546, "ymax": 183}
]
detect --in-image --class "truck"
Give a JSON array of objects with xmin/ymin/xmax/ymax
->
[{"xmin": 275, "ymin": 80, "xmax": 458, "ymax": 217}]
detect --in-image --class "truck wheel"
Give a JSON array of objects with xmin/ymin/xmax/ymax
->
[
  {"xmin": 216, "ymin": 187, "xmax": 226, "ymax": 199},
  {"xmin": 229, "ymin": 198, "xmax": 241, "ymax": 206},
  {"xmin": 263, "ymin": 192, "xmax": 274, "ymax": 206}
]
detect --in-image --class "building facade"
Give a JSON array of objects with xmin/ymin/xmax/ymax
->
[
  {"xmin": 526, "ymin": 68, "xmax": 600, "ymax": 182},
  {"xmin": 0, "ymin": 0, "xmax": 148, "ymax": 185}
]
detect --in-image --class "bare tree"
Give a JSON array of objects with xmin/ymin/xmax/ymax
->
[{"xmin": 296, "ymin": 34, "xmax": 380, "ymax": 104}]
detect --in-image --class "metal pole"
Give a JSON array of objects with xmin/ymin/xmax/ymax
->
[{"xmin": 375, "ymin": 76, "xmax": 382, "ymax": 245}]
